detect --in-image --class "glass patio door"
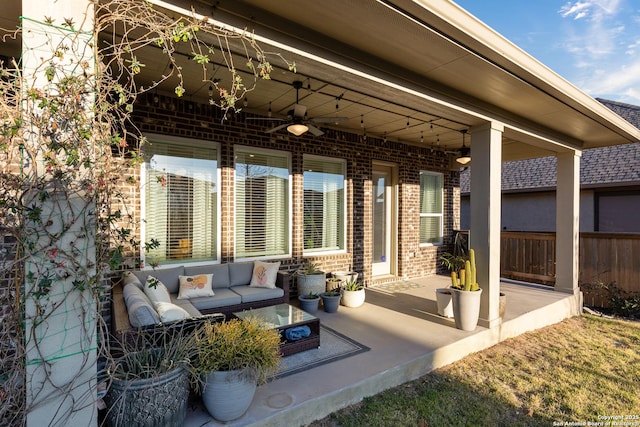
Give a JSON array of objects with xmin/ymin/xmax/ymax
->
[{"xmin": 372, "ymin": 165, "xmax": 396, "ymax": 276}]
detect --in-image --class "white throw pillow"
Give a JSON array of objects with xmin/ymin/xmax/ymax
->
[
  {"xmin": 250, "ymin": 261, "xmax": 281, "ymax": 289},
  {"xmin": 177, "ymin": 274, "xmax": 215, "ymax": 299},
  {"xmin": 154, "ymin": 301, "xmax": 190, "ymax": 323},
  {"xmin": 143, "ymin": 276, "xmax": 172, "ymax": 304}
]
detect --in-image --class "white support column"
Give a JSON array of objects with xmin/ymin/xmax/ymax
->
[
  {"xmin": 22, "ymin": 1, "xmax": 97, "ymax": 426},
  {"xmin": 469, "ymin": 122, "xmax": 503, "ymax": 329},
  {"xmin": 555, "ymin": 151, "xmax": 581, "ymax": 294}
]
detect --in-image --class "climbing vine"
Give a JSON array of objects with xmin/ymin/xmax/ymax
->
[{"xmin": 0, "ymin": 1, "xmax": 291, "ymax": 424}]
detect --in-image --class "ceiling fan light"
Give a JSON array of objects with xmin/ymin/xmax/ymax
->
[
  {"xmin": 456, "ymin": 146, "xmax": 471, "ymax": 164},
  {"xmin": 287, "ymin": 123, "xmax": 309, "ymax": 136}
]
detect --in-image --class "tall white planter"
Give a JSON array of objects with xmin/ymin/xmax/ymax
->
[
  {"xmin": 201, "ymin": 370, "xmax": 257, "ymax": 422},
  {"xmin": 451, "ymin": 288, "xmax": 483, "ymax": 331}
]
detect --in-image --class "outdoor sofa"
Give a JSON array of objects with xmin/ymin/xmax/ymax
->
[{"xmin": 111, "ymin": 261, "xmax": 290, "ymax": 348}]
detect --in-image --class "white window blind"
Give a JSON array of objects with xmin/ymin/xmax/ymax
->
[
  {"xmin": 303, "ymin": 157, "xmax": 346, "ymax": 252},
  {"xmin": 235, "ymin": 149, "xmax": 290, "ymax": 258},
  {"xmin": 144, "ymin": 141, "xmax": 217, "ymax": 263},
  {"xmin": 420, "ymin": 171, "xmax": 443, "ymax": 245}
]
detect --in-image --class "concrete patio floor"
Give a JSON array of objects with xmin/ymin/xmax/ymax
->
[{"xmin": 185, "ymin": 274, "xmax": 582, "ymax": 427}]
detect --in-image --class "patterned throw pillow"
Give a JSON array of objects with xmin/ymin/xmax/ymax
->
[
  {"xmin": 249, "ymin": 261, "xmax": 281, "ymax": 289},
  {"xmin": 177, "ymin": 274, "xmax": 215, "ymax": 299}
]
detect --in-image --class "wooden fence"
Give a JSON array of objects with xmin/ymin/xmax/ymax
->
[{"xmin": 498, "ymin": 231, "xmax": 640, "ymax": 307}]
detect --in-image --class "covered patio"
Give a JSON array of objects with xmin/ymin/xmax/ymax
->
[
  {"xmin": 4, "ymin": 1, "xmax": 640, "ymax": 425},
  {"xmin": 185, "ymin": 276, "xmax": 578, "ymax": 426}
]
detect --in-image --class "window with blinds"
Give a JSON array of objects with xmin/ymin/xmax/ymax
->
[
  {"xmin": 143, "ymin": 139, "xmax": 218, "ymax": 264},
  {"xmin": 235, "ymin": 149, "xmax": 290, "ymax": 258},
  {"xmin": 419, "ymin": 171, "xmax": 443, "ymax": 245},
  {"xmin": 303, "ymin": 156, "xmax": 346, "ymax": 253}
]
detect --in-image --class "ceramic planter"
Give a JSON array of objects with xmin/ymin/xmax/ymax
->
[
  {"xmin": 297, "ymin": 273, "xmax": 326, "ymax": 296},
  {"xmin": 451, "ymin": 288, "xmax": 483, "ymax": 331},
  {"xmin": 298, "ymin": 295, "xmax": 320, "ymax": 313},
  {"xmin": 105, "ymin": 365, "xmax": 189, "ymax": 427},
  {"xmin": 332, "ymin": 271, "xmax": 358, "ymax": 284},
  {"xmin": 435, "ymin": 288, "xmax": 454, "ymax": 318},
  {"xmin": 201, "ymin": 369, "xmax": 257, "ymax": 422},
  {"xmin": 341, "ymin": 288, "xmax": 365, "ymax": 308},
  {"xmin": 321, "ymin": 292, "xmax": 341, "ymax": 313}
]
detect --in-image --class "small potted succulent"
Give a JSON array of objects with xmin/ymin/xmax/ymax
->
[
  {"xmin": 298, "ymin": 291, "xmax": 321, "ymax": 313},
  {"xmin": 341, "ymin": 278, "xmax": 365, "ymax": 308},
  {"xmin": 320, "ymin": 289, "xmax": 341, "ymax": 313}
]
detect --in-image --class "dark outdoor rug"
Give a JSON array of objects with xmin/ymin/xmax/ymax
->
[{"xmin": 270, "ymin": 325, "xmax": 369, "ymax": 381}]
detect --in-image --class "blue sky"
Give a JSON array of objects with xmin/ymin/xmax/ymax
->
[{"xmin": 454, "ymin": 1, "xmax": 640, "ymax": 105}]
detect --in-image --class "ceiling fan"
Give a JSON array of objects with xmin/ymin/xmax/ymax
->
[{"xmin": 256, "ymin": 81, "xmax": 348, "ymax": 137}]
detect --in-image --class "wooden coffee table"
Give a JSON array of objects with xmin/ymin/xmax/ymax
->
[{"xmin": 232, "ymin": 303, "xmax": 320, "ymax": 356}]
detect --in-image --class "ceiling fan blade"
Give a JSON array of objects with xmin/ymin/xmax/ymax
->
[
  {"xmin": 265, "ymin": 123, "xmax": 289, "ymax": 133},
  {"xmin": 310, "ymin": 116, "xmax": 349, "ymax": 124},
  {"xmin": 307, "ymin": 124, "xmax": 325, "ymax": 136},
  {"xmin": 293, "ymin": 104, "xmax": 307, "ymax": 118}
]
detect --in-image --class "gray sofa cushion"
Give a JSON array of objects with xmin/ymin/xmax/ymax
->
[
  {"xmin": 229, "ymin": 262, "xmax": 254, "ymax": 287},
  {"xmin": 188, "ymin": 288, "xmax": 242, "ymax": 311},
  {"xmin": 134, "ymin": 266, "xmax": 185, "ymax": 294},
  {"xmin": 184, "ymin": 264, "xmax": 230, "ymax": 288},
  {"xmin": 231, "ymin": 285, "xmax": 284, "ymax": 303},
  {"xmin": 123, "ymin": 283, "xmax": 160, "ymax": 327},
  {"xmin": 122, "ymin": 271, "xmax": 144, "ymax": 290}
]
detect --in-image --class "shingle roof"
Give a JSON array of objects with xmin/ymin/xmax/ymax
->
[{"xmin": 460, "ymin": 99, "xmax": 640, "ymax": 193}]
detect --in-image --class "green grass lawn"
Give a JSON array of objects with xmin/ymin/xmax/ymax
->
[{"xmin": 310, "ymin": 315, "xmax": 640, "ymax": 427}]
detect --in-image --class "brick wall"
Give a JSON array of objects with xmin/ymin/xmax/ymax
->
[{"xmin": 125, "ymin": 93, "xmax": 459, "ymax": 285}]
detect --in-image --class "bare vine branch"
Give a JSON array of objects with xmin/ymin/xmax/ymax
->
[{"xmin": 0, "ymin": 1, "xmax": 291, "ymax": 424}]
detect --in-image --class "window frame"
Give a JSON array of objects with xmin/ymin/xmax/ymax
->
[
  {"xmin": 419, "ymin": 170, "xmax": 444, "ymax": 246},
  {"xmin": 233, "ymin": 145, "xmax": 292, "ymax": 261},
  {"xmin": 140, "ymin": 133, "xmax": 221, "ymax": 267},
  {"xmin": 302, "ymin": 154, "xmax": 348, "ymax": 255}
]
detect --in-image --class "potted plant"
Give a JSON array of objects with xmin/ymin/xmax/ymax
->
[
  {"xmin": 104, "ymin": 327, "xmax": 195, "ymax": 427},
  {"xmin": 332, "ymin": 270, "xmax": 359, "ymax": 285},
  {"xmin": 320, "ymin": 289, "xmax": 341, "ymax": 313},
  {"xmin": 341, "ymin": 278, "xmax": 365, "ymax": 308},
  {"xmin": 326, "ymin": 276, "xmax": 342, "ymax": 292},
  {"xmin": 450, "ymin": 248, "xmax": 483, "ymax": 331},
  {"xmin": 194, "ymin": 317, "xmax": 281, "ymax": 422},
  {"xmin": 296, "ymin": 261, "xmax": 326, "ymax": 296},
  {"xmin": 298, "ymin": 292, "xmax": 321, "ymax": 313},
  {"xmin": 437, "ymin": 251, "xmax": 466, "ymax": 318}
]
